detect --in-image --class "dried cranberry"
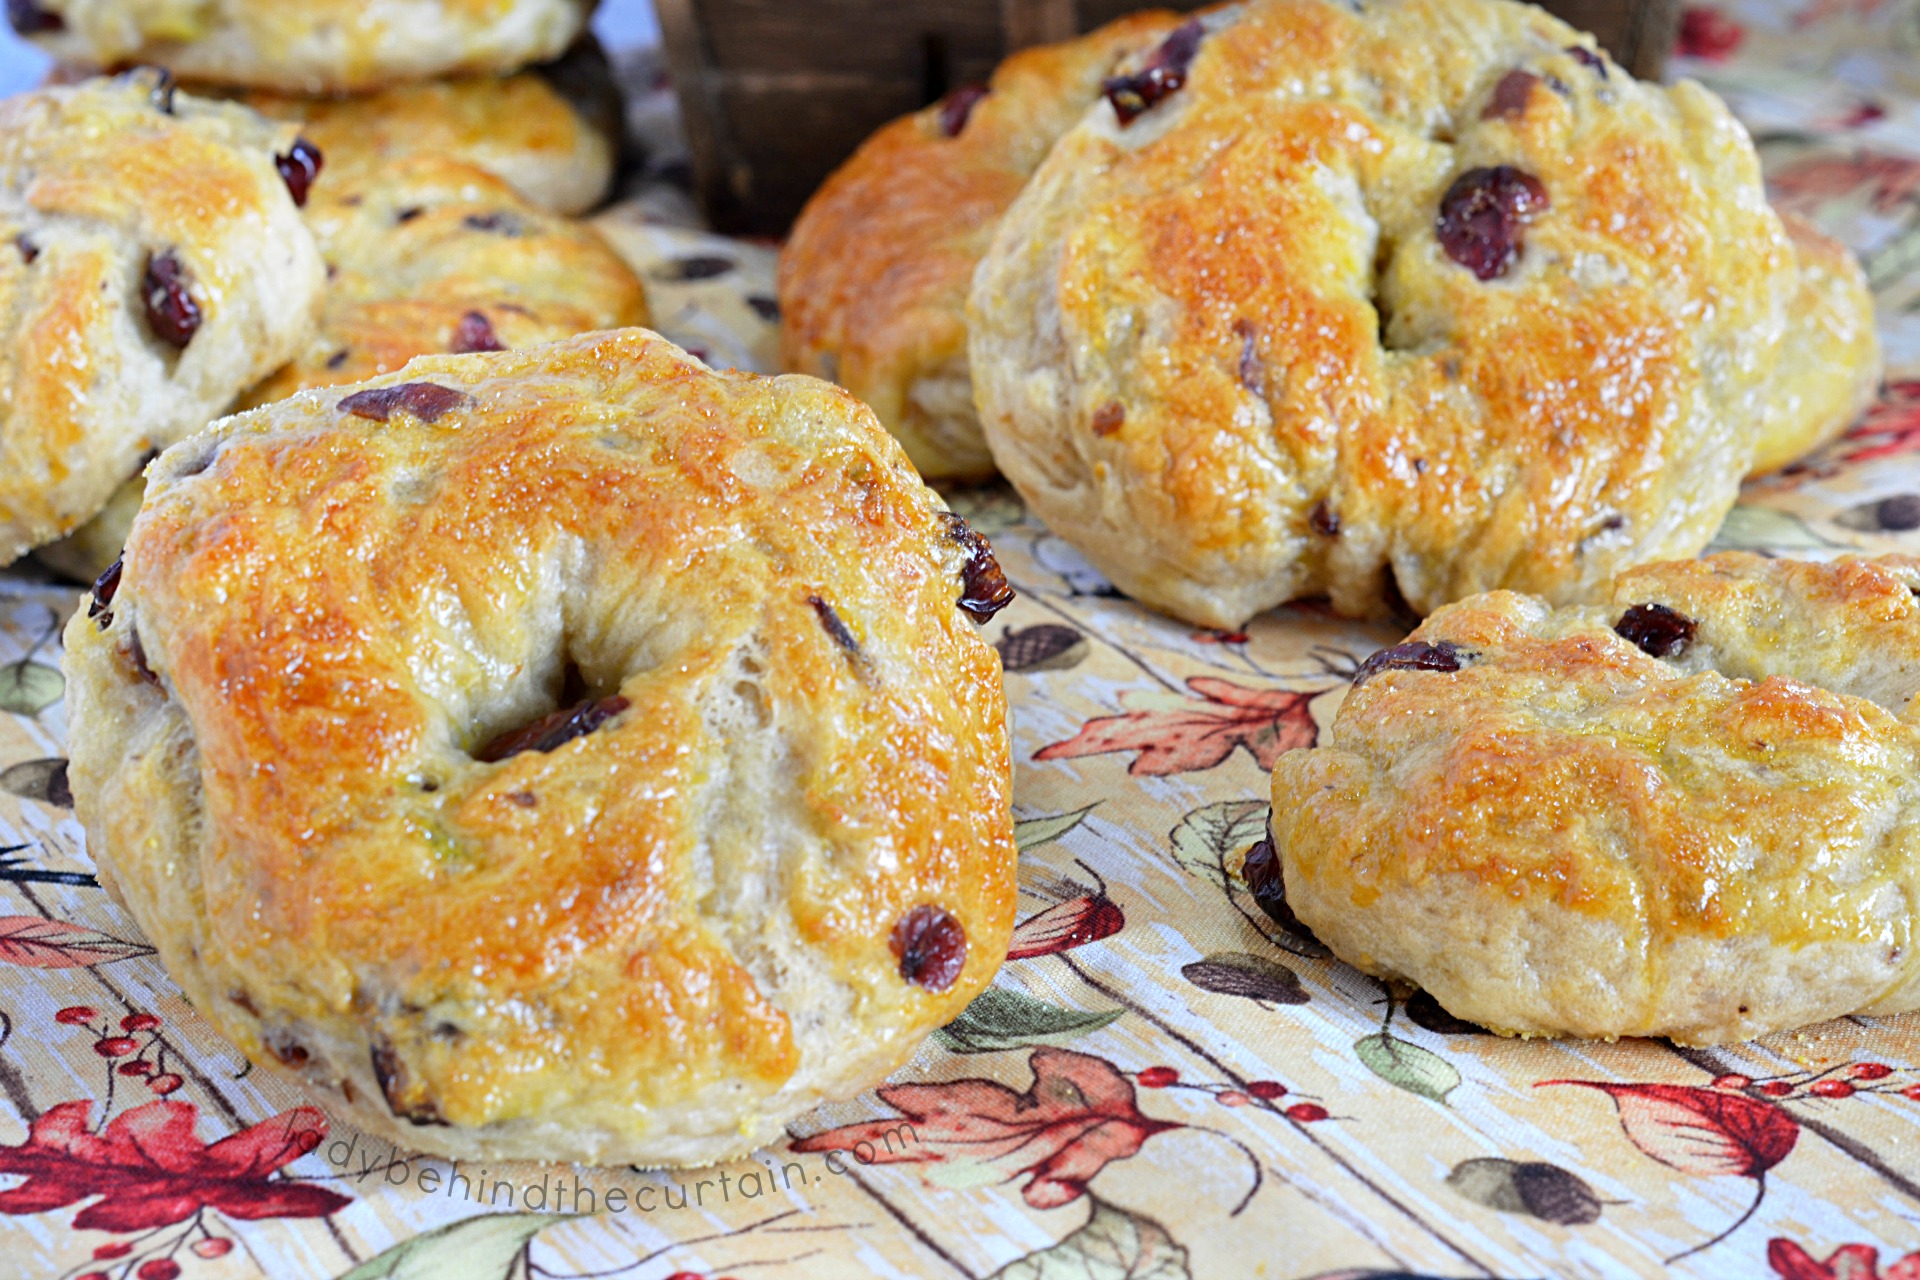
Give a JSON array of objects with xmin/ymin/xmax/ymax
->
[
  {"xmin": 1091, "ymin": 401, "xmax": 1125, "ymax": 436},
  {"xmin": 891, "ymin": 904, "xmax": 967, "ymax": 991},
  {"xmin": 144, "ymin": 69, "xmax": 176, "ymax": 114},
  {"xmin": 1482, "ymin": 69, "xmax": 1540, "ymax": 120},
  {"xmin": 13, "ymin": 233, "xmax": 35, "ymax": 263},
  {"xmin": 940, "ymin": 512, "xmax": 1014, "ymax": 622},
  {"xmin": 1614, "ymin": 602, "xmax": 1696, "ymax": 658},
  {"xmin": 807, "ymin": 594, "xmax": 860, "ymax": 657},
  {"xmin": 475, "ymin": 694, "xmax": 630, "ymax": 763},
  {"xmin": 449, "ymin": 310, "xmax": 502, "ymax": 353},
  {"xmin": 1353, "ymin": 639, "xmax": 1466, "ymax": 685},
  {"xmin": 1309, "ymin": 502, "xmax": 1339, "ymax": 536},
  {"xmin": 1241, "ymin": 833, "xmax": 1321, "ymax": 948},
  {"xmin": 1103, "ymin": 18, "xmax": 1204, "ymax": 126},
  {"xmin": 1233, "ymin": 318, "xmax": 1263, "ymax": 395},
  {"xmin": 89, "ymin": 556, "xmax": 121, "ymax": 627},
  {"xmin": 462, "ymin": 212, "xmax": 523, "ymax": 236},
  {"xmin": 938, "ymin": 84, "xmax": 990, "ymax": 137},
  {"xmin": 338, "ymin": 382, "xmax": 471, "ymax": 424},
  {"xmin": 126, "ymin": 629, "xmax": 159, "ymax": 685},
  {"xmin": 370, "ymin": 1041, "xmax": 447, "ymax": 1126},
  {"xmin": 1436, "ymin": 165, "xmax": 1549, "ymax": 280},
  {"xmin": 1566, "ymin": 44, "xmax": 1608, "ymax": 77},
  {"xmin": 274, "ymin": 138, "xmax": 323, "ymax": 208},
  {"xmin": 6, "ymin": 0, "xmax": 62, "ymax": 34},
  {"xmin": 142, "ymin": 250, "xmax": 202, "ymax": 348}
]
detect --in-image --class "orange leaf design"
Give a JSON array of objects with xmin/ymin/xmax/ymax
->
[
  {"xmin": 1007, "ymin": 895, "xmax": 1125, "ymax": 960},
  {"xmin": 790, "ymin": 1048, "xmax": 1178, "ymax": 1209},
  {"xmin": 1035, "ymin": 677, "xmax": 1318, "ymax": 776},
  {"xmin": 0, "ymin": 917, "xmax": 153, "ymax": 968}
]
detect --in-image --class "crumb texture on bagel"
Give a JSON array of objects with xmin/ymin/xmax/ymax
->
[
  {"xmin": 1270, "ymin": 553, "xmax": 1920, "ymax": 1045},
  {"xmin": 0, "ymin": 72, "xmax": 324, "ymax": 567},
  {"xmin": 63, "ymin": 329, "xmax": 1017, "ymax": 1166},
  {"xmin": 969, "ymin": 0, "xmax": 1873, "ymax": 626},
  {"xmin": 778, "ymin": 10, "xmax": 1182, "ymax": 480},
  {"xmin": 17, "ymin": 0, "xmax": 593, "ymax": 94}
]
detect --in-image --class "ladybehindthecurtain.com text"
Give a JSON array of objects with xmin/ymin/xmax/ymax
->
[{"xmin": 309, "ymin": 1122, "xmax": 923, "ymax": 1215}]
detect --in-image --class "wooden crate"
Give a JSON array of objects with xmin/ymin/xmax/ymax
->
[{"xmin": 656, "ymin": 0, "xmax": 1681, "ymax": 235}]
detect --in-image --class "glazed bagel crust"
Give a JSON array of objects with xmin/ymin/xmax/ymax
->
[
  {"xmin": 64, "ymin": 330, "xmax": 1017, "ymax": 1166},
  {"xmin": 1270, "ymin": 553, "xmax": 1920, "ymax": 1045},
  {"xmin": 20, "ymin": 0, "xmax": 593, "ymax": 93},
  {"xmin": 778, "ymin": 11, "xmax": 1181, "ymax": 479},
  {"xmin": 968, "ymin": 0, "xmax": 1849, "ymax": 627},
  {"xmin": 0, "ymin": 73, "xmax": 323, "ymax": 566},
  {"xmin": 242, "ymin": 153, "xmax": 649, "ymax": 405}
]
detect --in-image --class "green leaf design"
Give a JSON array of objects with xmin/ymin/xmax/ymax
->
[
  {"xmin": 1354, "ymin": 1031, "xmax": 1460, "ymax": 1105},
  {"xmin": 1446, "ymin": 1157, "xmax": 1603, "ymax": 1225},
  {"xmin": 1016, "ymin": 805, "xmax": 1096, "ymax": 853},
  {"xmin": 1707, "ymin": 505, "xmax": 1847, "ymax": 553},
  {"xmin": 0, "ymin": 662, "xmax": 62, "ymax": 716},
  {"xmin": 1168, "ymin": 799, "xmax": 1267, "ymax": 887},
  {"xmin": 988, "ymin": 1198, "xmax": 1191, "ymax": 1280},
  {"xmin": 337, "ymin": 1212, "xmax": 572, "ymax": 1280},
  {"xmin": 937, "ymin": 985, "xmax": 1123, "ymax": 1054}
]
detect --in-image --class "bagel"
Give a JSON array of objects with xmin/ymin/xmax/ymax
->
[
  {"xmin": 12, "ymin": 0, "xmax": 592, "ymax": 94},
  {"xmin": 62, "ymin": 328, "xmax": 1019, "ymax": 1165},
  {"xmin": 242, "ymin": 152, "xmax": 650, "ymax": 405},
  {"xmin": 778, "ymin": 11, "xmax": 1182, "ymax": 480},
  {"xmin": 1270, "ymin": 552, "xmax": 1920, "ymax": 1045},
  {"xmin": 968, "ymin": 0, "xmax": 1876, "ymax": 627},
  {"xmin": 214, "ymin": 45, "xmax": 620, "ymax": 216},
  {"xmin": 0, "ymin": 71, "xmax": 324, "ymax": 568},
  {"xmin": 37, "ymin": 151, "xmax": 650, "ymax": 585},
  {"xmin": 1749, "ymin": 212, "xmax": 1882, "ymax": 475}
]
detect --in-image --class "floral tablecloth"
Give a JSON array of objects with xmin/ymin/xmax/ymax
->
[{"xmin": 6, "ymin": 4, "xmax": 1920, "ymax": 1278}]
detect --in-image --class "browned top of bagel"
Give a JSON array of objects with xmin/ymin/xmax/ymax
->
[
  {"xmin": 1273, "ymin": 553, "xmax": 1920, "ymax": 1045},
  {"xmin": 969, "ymin": 0, "xmax": 1872, "ymax": 627},
  {"xmin": 64, "ymin": 329, "xmax": 1017, "ymax": 1166}
]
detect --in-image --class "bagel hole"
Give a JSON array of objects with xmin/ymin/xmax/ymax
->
[{"xmin": 471, "ymin": 657, "xmax": 629, "ymax": 764}]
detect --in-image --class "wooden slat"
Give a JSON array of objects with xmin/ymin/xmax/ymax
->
[{"xmin": 1001, "ymin": 0, "xmax": 1077, "ymax": 49}]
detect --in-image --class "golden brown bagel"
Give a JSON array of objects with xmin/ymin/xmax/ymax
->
[
  {"xmin": 14, "ymin": 0, "xmax": 593, "ymax": 94},
  {"xmin": 969, "ymin": 0, "xmax": 1875, "ymax": 626},
  {"xmin": 64, "ymin": 329, "xmax": 1019, "ymax": 1165},
  {"xmin": 779, "ymin": 11, "xmax": 1182, "ymax": 479},
  {"xmin": 1272, "ymin": 553, "xmax": 1920, "ymax": 1045},
  {"xmin": 0, "ymin": 72, "xmax": 323, "ymax": 567}
]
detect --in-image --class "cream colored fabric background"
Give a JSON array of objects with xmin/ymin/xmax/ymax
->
[{"xmin": 5, "ymin": 3, "xmax": 1920, "ymax": 1275}]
